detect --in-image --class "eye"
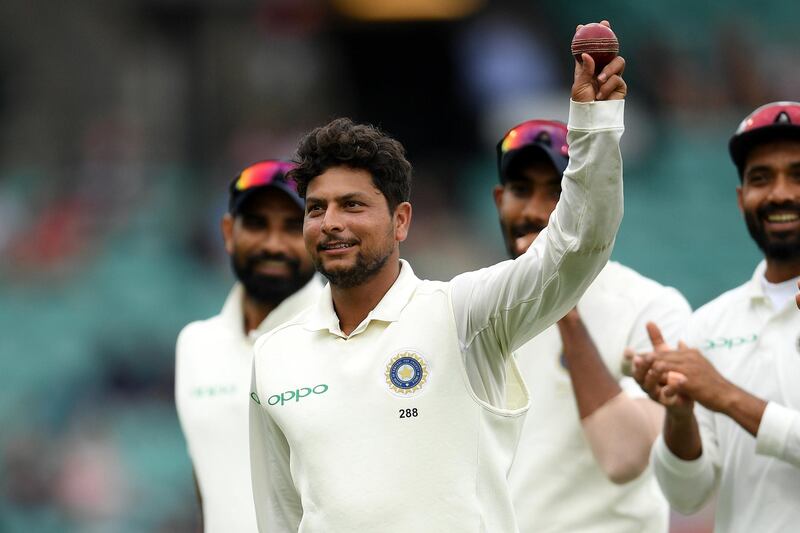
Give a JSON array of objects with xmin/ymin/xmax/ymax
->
[
  {"xmin": 306, "ymin": 204, "xmax": 325, "ymax": 217},
  {"xmin": 344, "ymin": 200, "xmax": 364, "ymax": 209},
  {"xmin": 508, "ymin": 182, "xmax": 531, "ymax": 197},
  {"xmin": 745, "ymin": 172, "xmax": 768, "ymax": 186},
  {"xmin": 241, "ymin": 214, "xmax": 266, "ymax": 229}
]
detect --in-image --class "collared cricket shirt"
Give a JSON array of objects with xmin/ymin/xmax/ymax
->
[
  {"xmin": 175, "ymin": 278, "xmax": 322, "ymax": 533},
  {"xmin": 250, "ymin": 99, "xmax": 625, "ymax": 533},
  {"xmin": 652, "ymin": 261, "xmax": 800, "ymax": 533},
  {"xmin": 509, "ymin": 261, "xmax": 691, "ymax": 533}
]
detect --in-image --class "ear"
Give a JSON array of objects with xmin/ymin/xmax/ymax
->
[
  {"xmin": 493, "ymin": 184, "xmax": 505, "ymax": 211},
  {"xmin": 736, "ymin": 185, "xmax": 744, "ymax": 214},
  {"xmin": 222, "ymin": 213, "xmax": 235, "ymax": 255},
  {"xmin": 393, "ymin": 202, "xmax": 413, "ymax": 243}
]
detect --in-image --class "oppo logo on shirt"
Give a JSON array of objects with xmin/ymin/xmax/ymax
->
[
  {"xmin": 702, "ymin": 334, "xmax": 757, "ymax": 351},
  {"xmin": 191, "ymin": 385, "xmax": 236, "ymax": 398},
  {"xmin": 250, "ymin": 384, "xmax": 329, "ymax": 407}
]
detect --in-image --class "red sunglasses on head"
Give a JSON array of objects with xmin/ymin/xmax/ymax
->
[
  {"xmin": 735, "ymin": 101, "xmax": 800, "ymax": 135},
  {"xmin": 497, "ymin": 120, "xmax": 569, "ymax": 158},
  {"xmin": 232, "ymin": 160, "xmax": 298, "ymax": 193}
]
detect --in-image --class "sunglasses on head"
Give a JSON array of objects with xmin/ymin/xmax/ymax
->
[
  {"xmin": 736, "ymin": 102, "xmax": 800, "ymax": 134},
  {"xmin": 233, "ymin": 160, "xmax": 298, "ymax": 193},
  {"xmin": 497, "ymin": 120, "xmax": 569, "ymax": 158}
]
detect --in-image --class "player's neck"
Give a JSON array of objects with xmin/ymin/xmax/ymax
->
[
  {"xmin": 330, "ymin": 254, "xmax": 401, "ymax": 336},
  {"xmin": 763, "ymin": 257, "xmax": 800, "ymax": 283},
  {"xmin": 242, "ymin": 294, "xmax": 277, "ymax": 334}
]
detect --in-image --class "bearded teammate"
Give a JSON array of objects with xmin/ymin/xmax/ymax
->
[
  {"xmin": 493, "ymin": 119, "xmax": 691, "ymax": 532},
  {"xmin": 635, "ymin": 102, "xmax": 800, "ymax": 532},
  {"xmin": 249, "ymin": 22, "xmax": 627, "ymax": 532},
  {"xmin": 175, "ymin": 161, "xmax": 322, "ymax": 532}
]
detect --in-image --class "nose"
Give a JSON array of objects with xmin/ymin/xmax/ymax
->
[
  {"xmin": 521, "ymin": 191, "xmax": 554, "ymax": 226},
  {"xmin": 321, "ymin": 206, "xmax": 345, "ymax": 235},
  {"xmin": 260, "ymin": 229, "xmax": 289, "ymax": 255},
  {"xmin": 768, "ymin": 173, "xmax": 798, "ymax": 204}
]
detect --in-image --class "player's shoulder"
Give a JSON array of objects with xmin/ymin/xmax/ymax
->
[
  {"xmin": 253, "ymin": 306, "xmax": 316, "ymax": 353},
  {"xmin": 176, "ymin": 313, "xmax": 226, "ymax": 348},
  {"xmin": 691, "ymin": 280, "xmax": 751, "ymax": 324},
  {"xmin": 594, "ymin": 261, "xmax": 688, "ymax": 307},
  {"xmin": 416, "ymin": 278, "xmax": 450, "ymax": 295},
  {"xmin": 446, "ymin": 258, "xmax": 512, "ymax": 298},
  {"xmin": 175, "ymin": 314, "xmax": 233, "ymax": 372}
]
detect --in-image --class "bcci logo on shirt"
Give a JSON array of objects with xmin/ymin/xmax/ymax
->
[{"xmin": 385, "ymin": 351, "xmax": 429, "ymax": 397}]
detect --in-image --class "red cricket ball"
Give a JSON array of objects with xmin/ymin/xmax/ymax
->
[{"xmin": 571, "ymin": 23, "xmax": 619, "ymax": 72}]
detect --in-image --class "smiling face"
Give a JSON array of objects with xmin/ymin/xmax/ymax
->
[
  {"xmin": 222, "ymin": 188, "xmax": 315, "ymax": 305},
  {"xmin": 494, "ymin": 158, "xmax": 562, "ymax": 259},
  {"xmin": 737, "ymin": 139, "xmax": 800, "ymax": 263},
  {"xmin": 303, "ymin": 166, "xmax": 411, "ymax": 288}
]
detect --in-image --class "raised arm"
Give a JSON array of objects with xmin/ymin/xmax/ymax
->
[{"xmin": 451, "ymin": 26, "xmax": 626, "ymax": 402}]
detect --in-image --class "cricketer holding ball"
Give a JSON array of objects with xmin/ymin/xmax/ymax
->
[
  {"xmin": 635, "ymin": 102, "xmax": 800, "ymax": 533},
  {"xmin": 493, "ymin": 114, "xmax": 690, "ymax": 532},
  {"xmin": 175, "ymin": 161, "xmax": 322, "ymax": 532},
  {"xmin": 249, "ymin": 24, "xmax": 627, "ymax": 532}
]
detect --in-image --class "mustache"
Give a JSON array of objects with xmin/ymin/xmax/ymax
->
[
  {"xmin": 758, "ymin": 202, "xmax": 800, "ymax": 219},
  {"xmin": 511, "ymin": 221, "xmax": 546, "ymax": 239},
  {"xmin": 317, "ymin": 238, "xmax": 359, "ymax": 251}
]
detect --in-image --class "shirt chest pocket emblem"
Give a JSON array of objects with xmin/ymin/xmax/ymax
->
[{"xmin": 385, "ymin": 351, "xmax": 429, "ymax": 397}]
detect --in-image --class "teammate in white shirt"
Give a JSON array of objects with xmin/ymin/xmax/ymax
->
[
  {"xmin": 634, "ymin": 102, "xmax": 800, "ymax": 533},
  {"xmin": 493, "ymin": 119, "xmax": 691, "ymax": 532},
  {"xmin": 175, "ymin": 160, "xmax": 322, "ymax": 532},
  {"xmin": 249, "ymin": 22, "xmax": 628, "ymax": 533}
]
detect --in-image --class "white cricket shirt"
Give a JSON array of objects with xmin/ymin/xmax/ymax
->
[
  {"xmin": 250, "ymin": 99, "xmax": 625, "ymax": 533},
  {"xmin": 175, "ymin": 278, "xmax": 322, "ymax": 533},
  {"xmin": 652, "ymin": 261, "xmax": 800, "ymax": 533},
  {"xmin": 509, "ymin": 261, "xmax": 690, "ymax": 533}
]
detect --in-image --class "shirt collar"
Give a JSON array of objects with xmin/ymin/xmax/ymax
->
[
  {"xmin": 750, "ymin": 260, "xmax": 800, "ymax": 312},
  {"xmin": 746, "ymin": 260, "xmax": 769, "ymax": 303},
  {"xmin": 303, "ymin": 259, "xmax": 419, "ymax": 336},
  {"xmin": 220, "ymin": 276, "xmax": 324, "ymax": 340},
  {"xmin": 219, "ymin": 283, "xmax": 246, "ymax": 334}
]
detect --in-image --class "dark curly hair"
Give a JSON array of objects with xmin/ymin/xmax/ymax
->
[{"xmin": 288, "ymin": 118, "xmax": 412, "ymax": 212}]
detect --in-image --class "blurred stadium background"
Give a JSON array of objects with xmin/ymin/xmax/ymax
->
[{"xmin": 2, "ymin": 0, "xmax": 798, "ymax": 531}]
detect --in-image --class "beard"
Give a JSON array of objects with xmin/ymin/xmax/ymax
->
[
  {"xmin": 499, "ymin": 218, "xmax": 546, "ymax": 259},
  {"xmin": 314, "ymin": 239, "xmax": 394, "ymax": 289},
  {"xmin": 744, "ymin": 203, "xmax": 800, "ymax": 262},
  {"xmin": 231, "ymin": 251, "xmax": 314, "ymax": 306}
]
